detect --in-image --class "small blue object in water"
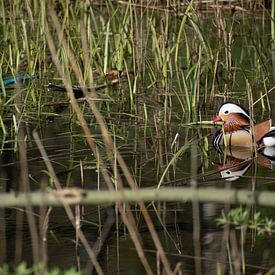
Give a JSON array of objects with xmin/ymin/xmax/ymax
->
[{"xmin": 2, "ymin": 75, "xmax": 37, "ymax": 87}]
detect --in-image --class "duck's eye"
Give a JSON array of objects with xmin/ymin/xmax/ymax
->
[
  {"xmin": 224, "ymin": 110, "xmax": 229, "ymax": 115},
  {"xmin": 225, "ymin": 171, "xmax": 231, "ymax": 175}
]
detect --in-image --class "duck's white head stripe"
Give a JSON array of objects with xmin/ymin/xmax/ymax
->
[{"xmin": 218, "ymin": 103, "xmax": 250, "ymax": 118}]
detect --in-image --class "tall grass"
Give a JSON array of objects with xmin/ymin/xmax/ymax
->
[{"xmin": 0, "ymin": 1, "xmax": 274, "ymax": 274}]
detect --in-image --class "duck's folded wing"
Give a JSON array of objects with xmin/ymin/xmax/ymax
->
[{"xmin": 253, "ymin": 119, "xmax": 272, "ymax": 142}]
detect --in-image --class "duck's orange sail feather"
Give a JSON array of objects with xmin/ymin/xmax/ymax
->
[{"xmin": 253, "ymin": 119, "xmax": 272, "ymax": 142}]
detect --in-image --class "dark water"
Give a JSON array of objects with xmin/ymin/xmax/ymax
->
[{"xmin": 0, "ymin": 99, "xmax": 275, "ymax": 274}]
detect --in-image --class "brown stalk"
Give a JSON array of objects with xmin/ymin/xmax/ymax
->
[
  {"xmin": 0, "ymin": 188, "xmax": 6, "ymax": 264},
  {"xmin": 14, "ymin": 210, "xmax": 23, "ymax": 265},
  {"xmin": 47, "ymin": 5, "xmax": 172, "ymax": 274},
  {"xmin": 24, "ymin": 0, "xmax": 34, "ymax": 31},
  {"xmin": 229, "ymin": 229, "xmax": 242, "ymax": 275},
  {"xmin": 191, "ymin": 143, "xmax": 202, "ymax": 275},
  {"xmin": 85, "ymin": 207, "xmax": 116, "ymax": 274},
  {"xmin": 40, "ymin": 205, "xmax": 52, "ymax": 270},
  {"xmin": 33, "ymin": 130, "xmax": 104, "ymax": 275},
  {"xmin": 15, "ymin": 81, "xmax": 41, "ymax": 268},
  {"xmin": 44, "ymin": 7, "xmax": 154, "ymax": 274}
]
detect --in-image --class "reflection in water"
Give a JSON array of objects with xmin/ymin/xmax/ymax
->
[
  {"xmin": 212, "ymin": 144, "xmax": 275, "ymax": 181},
  {"xmin": 0, "ymin": 120, "xmax": 274, "ymax": 273}
]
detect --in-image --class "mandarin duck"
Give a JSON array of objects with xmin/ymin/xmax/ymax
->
[{"xmin": 212, "ymin": 102, "xmax": 275, "ymax": 147}]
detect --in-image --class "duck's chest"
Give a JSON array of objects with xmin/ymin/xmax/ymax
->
[{"xmin": 215, "ymin": 130, "xmax": 253, "ymax": 147}]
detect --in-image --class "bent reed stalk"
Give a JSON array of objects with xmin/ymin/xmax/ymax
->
[{"xmin": 0, "ymin": 187, "xmax": 274, "ymax": 207}]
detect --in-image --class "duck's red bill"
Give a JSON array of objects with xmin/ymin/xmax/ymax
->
[{"xmin": 212, "ymin": 115, "xmax": 222, "ymax": 123}]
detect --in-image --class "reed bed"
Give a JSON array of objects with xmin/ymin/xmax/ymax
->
[{"xmin": 0, "ymin": 0, "xmax": 274, "ymax": 274}]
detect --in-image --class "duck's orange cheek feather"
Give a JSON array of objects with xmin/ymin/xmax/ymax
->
[{"xmin": 221, "ymin": 113, "xmax": 251, "ymax": 132}]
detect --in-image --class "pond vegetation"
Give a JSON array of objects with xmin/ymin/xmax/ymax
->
[{"xmin": 0, "ymin": 0, "xmax": 275, "ymax": 274}]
